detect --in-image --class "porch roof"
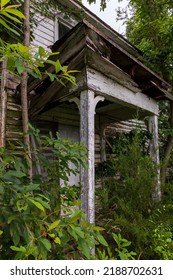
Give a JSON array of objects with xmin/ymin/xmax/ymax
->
[{"xmin": 27, "ymin": 20, "xmax": 173, "ymax": 118}]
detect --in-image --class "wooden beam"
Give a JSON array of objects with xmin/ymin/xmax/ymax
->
[
  {"xmin": 86, "ymin": 67, "xmax": 159, "ymax": 116},
  {"xmin": 86, "ymin": 47, "xmax": 140, "ymax": 94}
]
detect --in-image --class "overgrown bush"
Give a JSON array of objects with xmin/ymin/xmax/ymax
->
[
  {"xmin": 95, "ymin": 129, "xmax": 173, "ymax": 259},
  {"xmin": 0, "ymin": 130, "xmax": 108, "ymax": 260}
]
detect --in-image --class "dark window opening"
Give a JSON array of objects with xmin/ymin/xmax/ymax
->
[{"xmin": 59, "ymin": 22, "xmax": 70, "ymax": 39}]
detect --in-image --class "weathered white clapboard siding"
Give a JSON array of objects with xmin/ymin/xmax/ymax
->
[
  {"xmin": 32, "ymin": 15, "xmax": 55, "ymax": 48},
  {"xmin": 105, "ymin": 120, "xmax": 146, "ymax": 135},
  {"xmin": 6, "ymin": 90, "xmax": 23, "ymax": 153}
]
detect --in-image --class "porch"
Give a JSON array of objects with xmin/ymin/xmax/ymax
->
[{"xmin": 27, "ymin": 21, "xmax": 173, "ymax": 223}]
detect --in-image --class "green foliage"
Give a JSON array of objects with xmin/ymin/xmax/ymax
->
[
  {"xmin": 0, "ymin": 130, "xmax": 107, "ymax": 260},
  {"xmin": 112, "ymin": 233, "xmax": 136, "ymax": 260},
  {"xmin": 152, "ymin": 223, "xmax": 173, "ymax": 260},
  {"xmin": 124, "ymin": 0, "xmax": 173, "ymax": 181},
  {"xmin": 0, "ymin": 0, "xmax": 78, "ymax": 85},
  {"xmin": 0, "ymin": 40, "xmax": 78, "ymax": 83},
  {"xmin": 0, "ymin": 0, "xmax": 25, "ymax": 37},
  {"xmin": 85, "ymin": 0, "xmax": 107, "ymax": 11},
  {"xmin": 126, "ymin": 0, "xmax": 173, "ymax": 81},
  {"xmin": 95, "ymin": 129, "xmax": 173, "ymax": 259},
  {"xmin": 95, "ymin": 130, "xmax": 160, "ymax": 259},
  {"xmin": 96, "ymin": 232, "xmax": 136, "ymax": 260}
]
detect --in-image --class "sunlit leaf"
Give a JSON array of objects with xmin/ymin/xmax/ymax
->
[
  {"xmin": 54, "ymin": 237, "xmax": 61, "ymax": 244},
  {"xmin": 15, "ymin": 58, "xmax": 24, "ymax": 75},
  {"xmin": 1, "ymin": 0, "xmax": 11, "ymax": 8},
  {"xmin": 55, "ymin": 60, "xmax": 61, "ymax": 73},
  {"xmin": 48, "ymin": 220, "xmax": 60, "ymax": 231},
  {"xmin": 97, "ymin": 234, "xmax": 108, "ymax": 246},
  {"xmin": 40, "ymin": 238, "xmax": 51, "ymax": 251},
  {"xmin": 73, "ymin": 227, "xmax": 85, "ymax": 239},
  {"xmin": 10, "ymin": 246, "xmax": 26, "ymax": 252},
  {"xmin": 4, "ymin": 8, "xmax": 25, "ymax": 19},
  {"xmin": 0, "ymin": 18, "xmax": 20, "ymax": 35},
  {"xmin": 38, "ymin": 46, "xmax": 45, "ymax": 57},
  {"xmin": 25, "ymin": 246, "xmax": 37, "ymax": 257},
  {"xmin": 28, "ymin": 198, "xmax": 44, "ymax": 211},
  {"xmin": 48, "ymin": 233, "xmax": 55, "ymax": 239},
  {"xmin": 0, "ymin": 10, "xmax": 22, "ymax": 23}
]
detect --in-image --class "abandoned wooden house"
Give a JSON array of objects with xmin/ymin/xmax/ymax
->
[{"xmin": 0, "ymin": 0, "xmax": 173, "ymax": 223}]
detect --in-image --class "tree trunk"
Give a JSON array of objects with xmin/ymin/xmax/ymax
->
[
  {"xmin": 160, "ymin": 100, "xmax": 173, "ymax": 184},
  {"xmin": 21, "ymin": 0, "xmax": 32, "ymax": 178},
  {"xmin": 0, "ymin": 60, "xmax": 8, "ymax": 148}
]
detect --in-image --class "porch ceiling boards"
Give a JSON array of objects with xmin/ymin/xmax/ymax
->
[{"xmin": 27, "ymin": 20, "xmax": 173, "ymax": 119}]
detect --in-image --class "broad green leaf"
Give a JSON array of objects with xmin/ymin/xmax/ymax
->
[
  {"xmin": 5, "ymin": 169, "xmax": 26, "ymax": 178},
  {"xmin": 0, "ymin": 18, "xmax": 20, "ymax": 36},
  {"xmin": 46, "ymin": 59, "xmax": 56, "ymax": 66},
  {"xmin": 70, "ymin": 209, "xmax": 82, "ymax": 222},
  {"xmin": 38, "ymin": 46, "xmax": 45, "ymax": 57},
  {"xmin": 118, "ymin": 251, "xmax": 126, "ymax": 260},
  {"xmin": 15, "ymin": 58, "xmax": 24, "ymax": 75},
  {"xmin": 73, "ymin": 227, "xmax": 85, "ymax": 239},
  {"xmin": 93, "ymin": 226, "xmax": 105, "ymax": 231},
  {"xmin": 48, "ymin": 220, "xmax": 60, "ymax": 231},
  {"xmin": 0, "ymin": 10, "xmax": 22, "ymax": 23},
  {"xmin": 26, "ymin": 68, "xmax": 41, "ymax": 79},
  {"xmin": 54, "ymin": 237, "xmax": 61, "ymax": 244},
  {"xmin": 34, "ymin": 197, "xmax": 50, "ymax": 210},
  {"xmin": 22, "ymin": 184, "xmax": 40, "ymax": 194},
  {"xmin": 48, "ymin": 233, "xmax": 55, "ymax": 238},
  {"xmin": 47, "ymin": 72, "xmax": 55, "ymax": 82},
  {"xmin": 55, "ymin": 60, "xmax": 61, "ymax": 73},
  {"xmin": 49, "ymin": 51, "xmax": 60, "ymax": 56},
  {"xmin": 61, "ymin": 65, "xmax": 68, "ymax": 72},
  {"xmin": 7, "ymin": 215, "xmax": 18, "ymax": 224},
  {"xmin": 0, "ymin": 230, "xmax": 3, "ymax": 236},
  {"xmin": 97, "ymin": 234, "xmax": 108, "ymax": 247},
  {"xmin": 16, "ymin": 200, "xmax": 28, "ymax": 212},
  {"xmin": 10, "ymin": 246, "xmax": 26, "ymax": 252},
  {"xmin": 4, "ymin": 8, "xmax": 25, "ymax": 19},
  {"xmin": 67, "ymin": 227, "xmax": 78, "ymax": 241},
  {"xmin": 25, "ymin": 246, "xmax": 37, "ymax": 257},
  {"xmin": 78, "ymin": 239, "xmax": 90, "ymax": 259},
  {"xmin": 40, "ymin": 238, "xmax": 51, "ymax": 251},
  {"xmin": 28, "ymin": 198, "xmax": 44, "ymax": 211},
  {"xmin": 1, "ymin": 0, "xmax": 11, "ymax": 7}
]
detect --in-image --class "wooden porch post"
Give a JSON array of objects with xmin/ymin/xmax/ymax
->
[
  {"xmin": 148, "ymin": 115, "xmax": 161, "ymax": 200},
  {"xmin": 80, "ymin": 90, "xmax": 104, "ymax": 223},
  {"xmin": 100, "ymin": 124, "xmax": 106, "ymax": 162}
]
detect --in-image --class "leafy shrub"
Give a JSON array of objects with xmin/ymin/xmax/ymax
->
[
  {"xmin": 0, "ymin": 131, "xmax": 107, "ymax": 260},
  {"xmin": 95, "ymin": 130, "xmax": 165, "ymax": 259}
]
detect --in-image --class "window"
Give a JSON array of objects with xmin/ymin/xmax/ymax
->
[{"xmin": 59, "ymin": 21, "xmax": 71, "ymax": 39}]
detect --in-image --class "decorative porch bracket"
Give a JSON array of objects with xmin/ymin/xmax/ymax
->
[
  {"xmin": 70, "ymin": 91, "xmax": 104, "ymax": 223},
  {"xmin": 148, "ymin": 115, "xmax": 161, "ymax": 201}
]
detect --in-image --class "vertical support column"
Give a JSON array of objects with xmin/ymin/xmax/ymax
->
[
  {"xmin": 148, "ymin": 115, "xmax": 161, "ymax": 200},
  {"xmin": 100, "ymin": 121, "xmax": 107, "ymax": 163},
  {"xmin": 80, "ymin": 90, "xmax": 95, "ymax": 224},
  {"xmin": 80, "ymin": 90, "xmax": 104, "ymax": 223}
]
